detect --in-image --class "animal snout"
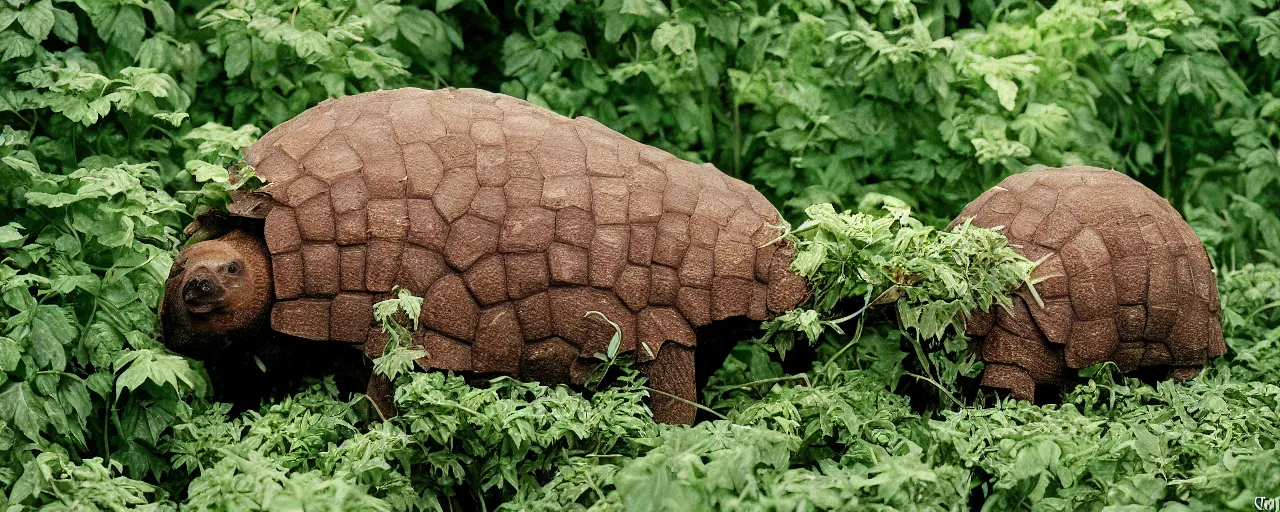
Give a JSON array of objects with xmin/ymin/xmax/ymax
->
[{"xmin": 182, "ymin": 276, "xmax": 226, "ymax": 313}]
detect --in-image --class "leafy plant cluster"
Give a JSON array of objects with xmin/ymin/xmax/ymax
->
[
  {"xmin": 764, "ymin": 201, "xmax": 1036, "ymax": 405},
  {"xmin": 1, "ymin": 0, "xmax": 1278, "ymax": 509}
]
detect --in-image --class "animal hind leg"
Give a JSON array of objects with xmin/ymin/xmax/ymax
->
[
  {"xmin": 365, "ymin": 374, "xmax": 397, "ymax": 420},
  {"xmin": 646, "ymin": 343, "xmax": 697, "ymax": 425}
]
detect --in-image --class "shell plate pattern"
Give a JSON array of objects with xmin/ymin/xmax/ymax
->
[
  {"xmin": 950, "ymin": 166, "xmax": 1226, "ymax": 399},
  {"xmin": 239, "ymin": 87, "xmax": 808, "ymax": 422}
]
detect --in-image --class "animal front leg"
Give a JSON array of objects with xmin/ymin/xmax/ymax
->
[{"xmin": 645, "ymin": 343, "xmax": 697, "ymax": 425}]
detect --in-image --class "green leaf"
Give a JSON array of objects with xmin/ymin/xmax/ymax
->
[
  {"xmin": 101, "ymin": 6, "xmax": 146, "ymax": 55},
  {"xmin": 0, "ymin": 9, "xmax": 17, "ymax": 32},
  {"xmin": 119, "ymin": 397, "xmax": 176, "ymax": 445},
  {"xmin": 114, "ymin": 349, "xmax": 203, "ymax": 397},
  {"xmin": 2, "ymin": 154, "xmax": 39, "ymax": 175},
  {"xmin": 985, "ymin": 75, "xmax": 1018, "ymax": 111},
  {"xmin": 0, "ymin": 31, "xmax": 35, "ymax": 61},
  {"xmin": 146, "ymin": 0, "xmax": 175, "ymax": 31},
  {"xmin": 585, "ymin": 310, "xmax": 623, "ymax": 360},
  {"xmin": 49, "ymin": 7, "xmax": 74, "ymax": 42},
  {"xmin": 0, "ymin": 381, "xmax": 49, "ymax": 441},
  {"xmin": 621, "ymin": 0, "xmax": 667, "ymax": 17},
  {"xmin": 651, "ymin": 21, "xmax": 695, "ymax": 56},
  {"xmin": 1247, "ymin": 13, "xmax": 1280, "ymax": 58},
  {"xmin": 28, "ymin": 305, "xmax": 75, "ymax": 371},
  {"xmin": 0, "ymin": 222, "xmax": 23, "ymax": 246},
  {"xmin": 15, "ymin": 0, "xmax": 53, "ymax": 41},
  {"xmin": 372, "ymin": 345, "xmax": 426, "ymax": 381},
  {"xmin": 187, "ymin": 160, "xmax": 229, "ymax": 183},
  {"xmin": 154, "ymin": 111, "xmax": 189, "ymax": 126},
  {"xmin": 0, "ymin": 336, "xmax": 20, "ymax": 372},
  {"xmin": 224, "ymin": 33, "xmax": 251, "ymax": 78}
]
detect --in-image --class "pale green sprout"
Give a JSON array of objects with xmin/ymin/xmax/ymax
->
[{"xmin": 372, "ymin": 287, "xmax": 427, "ymax": 381}]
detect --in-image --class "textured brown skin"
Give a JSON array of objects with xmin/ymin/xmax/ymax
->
[
  {"xmin": 163, "ymin": 87, "xmax": 809, "ymax": 424},
  {"xmin": 950, "ymin": 166, "xmax": 1226, "ymax": 399}
]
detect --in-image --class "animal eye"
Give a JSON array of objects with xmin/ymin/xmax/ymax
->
[{"xmin": 227, "ymin": 262, "xmax": 240, "ymax": 274}]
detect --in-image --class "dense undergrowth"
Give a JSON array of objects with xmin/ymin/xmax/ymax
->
[{"xmin": 2, "ymin": 0, "xmax": 1279, "ymax": 509}]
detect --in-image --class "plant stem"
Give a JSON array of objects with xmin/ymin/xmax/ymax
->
[
  {"xmin": 826, "ymin": 315, "xmax": 867, "ymax": 366},
  {"xmin": 644, "ymin": 387, "xmax": 727, "ymax": 420},
  {"xmin": 710, "ymin": 375, "xmax": 810, "ymax": 394},
  {"xmin": 904, "ymin": 371, "xmax": 965, "ymax": 409}
]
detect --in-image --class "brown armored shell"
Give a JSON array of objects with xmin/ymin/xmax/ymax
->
[
  {"xmin": 950, "ymin": 166, "xmax": 1225, "ymax": 399},
  {"xmin": 239, "ymin": 87, "xmax": 809, "ymax": 423}
]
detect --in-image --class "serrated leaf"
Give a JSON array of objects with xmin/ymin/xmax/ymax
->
[
  {"xmin": 985, "ymin": 75, "xmax": 1018, "ymax": 111},
  {"xmin": 0, "ymin": 31, "xmax": 35, "ymax": 61},
  {"xmin": 372, "ymin": 345, "xmax": 426, "ymax": 381},
  {"xmin": 15, "ymin": 0, "xmax": 52, "ymax": 41},
  {"xmin": 651, "ymin": 21, "xmax": 695, "ymax": 56},
  {"xmin": 153, "ymin": 111, "xmax": 188, "ymax": 126},
  {"xmin": 114, "ymin": 349, "xmax": 202, "ymax": 397},
  {"xmin": 29, "ymin": 305, "xmax": 74, "ymax": 371},
  {"xmin": 187, "ymin": 160, "xmax": 229, "ymax": 183},
  {"xmin": 0, "ymin": 381, "xmax": 48, "ymax": 442},
  {"xmin": 120, "ymin": 397, "xmax": 175, "ymax": 445}
]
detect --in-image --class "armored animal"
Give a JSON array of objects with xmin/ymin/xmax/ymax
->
[
  {"xmin": 161, "ymin": 87, "xmax": 810, "ymax": 424},
  {"xmin": 950, "ymin": 166, "xmax": 1226, "ymax": 399}
]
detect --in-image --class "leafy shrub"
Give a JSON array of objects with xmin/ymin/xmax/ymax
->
[{"xmin": 2, "ymin": 0, "xmax": 1279, "ymax": 509}]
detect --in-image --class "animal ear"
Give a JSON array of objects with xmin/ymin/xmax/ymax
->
[{"xmin": 184, "ymin": 190, "xmax": 274, "ymax": 247}]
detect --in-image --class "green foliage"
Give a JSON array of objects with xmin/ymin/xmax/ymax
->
[
  {"xmin": 371, "ymin": 288, "xmax": 426, "ymax": 381},
  {"xmin": 2, "ymin": 0, "xmax": 1279, "ymax": 509},
  {"xmin": 1214, "ymin": 263, "xmax": 1280, "ymax": 385},
  {"xmin": 934, "ymin": 370, "xmax": 1280, "ymax": 509},
  {"xmin": 773, "ymin": 202, "xmax": 1034, "ymax": 343},
  {"xmin": 764, "ymin": 202, "xmax": 1034, "ymax": 404},
  {"xmin": 9, "ymin": 451, "xmax": 175, "ymax": 510}
]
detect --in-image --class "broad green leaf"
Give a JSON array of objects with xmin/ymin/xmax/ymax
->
[
  {"xmin": 28, "ymin": 305, "xmax": 75, "ymax": 371},
  {"xmin": 651, "ymin": 21, "xmax": 695, "ymax": 56},
  {"xmin": 0, "ymin": 222, "xmax": 23, "ymax": 246},
  {"xmin": 0, "ymin": 31, "xmax": 35, "ymax": 60},
  {"xmin": 0, "ymin": 381, "xmax": 49, "ymax": 441},
  {"xmin": 224, "ymin": 33, "xmax": 251, "ymax": 78},
  {"xmin": 15, "ymin": 0, "xmax": 52, "ymax": 41},
  {"xmin": 104, "ymin": 6, "xmax": 146, "ymax": 55},
  {"xmin": 0, "ymin": 8, "xmax": 16, "ymax": 32},
  {"xmin": 985, "ymin": 75, "xmax": 1018, "ymax": 111},
  {"xmin": 0, "ymin": 336, "xmax": 20, "ymax": 371},
  {"xmin": 114, "ymin": 349, "xmax": 203, "ymax": 397}
]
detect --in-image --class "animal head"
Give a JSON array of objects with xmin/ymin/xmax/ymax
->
[{"xmin": 161, "ymin": 230, "xmax": 272, "ymax": 360}]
